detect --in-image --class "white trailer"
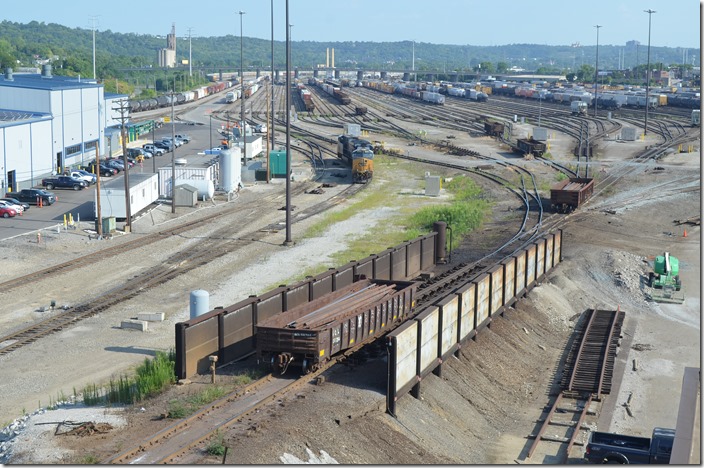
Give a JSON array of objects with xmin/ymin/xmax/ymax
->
[
  {"xmin": 571, "ymin": 101, "xmax": 588, "ymax": 115},
  {"xmin": 95, "ymin": 173, "xmax": 159, "ymax": 220}
]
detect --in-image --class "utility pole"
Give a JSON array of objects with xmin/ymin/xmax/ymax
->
[
  {"xmin": 594, "ymin": 25, "xmax": 602, "ymax": 117},
  {"xmin": 270, "ymin": 0, "xmax": 275, "ymax": 183},
  {"xmin": 239, "ymin": 11, "xmax": 247, "ymax": 164},
  {"xmin": 644, "ymin": 9, "xmax": 656, "ymax": 136},
  {"xmin": 114, "ymin": 99, "xmax": 132, "ymax": 231},
  {"xmin": 89, "ymin": 16, "xmax": 98, "ymax": 80},
  {"xmin": 187, "ymin": 28, "xmax": 193, "ymax": 79},
  {"xmin": 170, "ymin": 90, "xmax": 176, "ymax": 214},
  {"xmin": 284, "ymin": 0, "xmax": 292, "ymax": 246},
  {"xmin": 95, "ymin": 141, "xmax": 102, "ymax": 237}
]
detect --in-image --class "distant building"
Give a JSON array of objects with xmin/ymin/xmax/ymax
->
[
  {"xmin": 626, "ymin": 40, "xmax": 641, "ymax": 47},
  {"xmin": 158, "ymin": 24, "xmax": 177, "ymax": 68},
  {"xmin": 652, "ymin": 70, "xmax": 671, "ymax": 86}
]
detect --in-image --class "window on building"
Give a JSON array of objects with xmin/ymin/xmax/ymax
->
[{"xmin": 65, "ymin": 144, "xmax": 81, "ymax": 156}]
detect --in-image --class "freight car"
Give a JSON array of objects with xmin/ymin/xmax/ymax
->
[
  {"xmin": 256, "ymin": 278, "xmax": 417, "ymax": 374},
  {"xmin": 337, "ymin": 135, "xmax": 374, "ymax": 183},
  {"xmin": 484, "ymin": 120, "xmax": 505, "ymax": 137},
  {"xmin": 550, "ymin": 177, "xmax": 594, "ymax": 213},
  {"xmin": 516, "ymin": 137, "xmax": 547, "ymax": 156}
]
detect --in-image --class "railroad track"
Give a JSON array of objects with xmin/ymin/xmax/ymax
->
[
  {"xmin": 0, "ymin": 183, "xmax": 364, "ymax": 356},
  {"xmin": 525, "ymin": 308, "xmax": 625, "ymax": 463}
]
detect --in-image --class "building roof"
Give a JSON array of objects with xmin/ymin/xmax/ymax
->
[
  {"xmin": 101, "ymin": 172, "xmax": 157, "ymax": 190},
  {"xmin": 0, "ymin": 109, "xmax": 52, "ymax": 128},
  {"xmin": 0, "ymin": 73, "xmax": 101, "ymax": 91}
]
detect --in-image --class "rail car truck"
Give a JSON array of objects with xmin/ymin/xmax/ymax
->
[{"xmin": 584, "ymin": 427, "xmax": 675, "ymax": 464}]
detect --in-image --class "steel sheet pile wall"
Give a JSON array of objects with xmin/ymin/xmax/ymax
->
[
  {"xmin": 175, "ymin": 232, "xmax": 437, "ymax": 379},
  {"xmin": 386, "ymin": 230, "xmax": 563, "ymax": 414}
]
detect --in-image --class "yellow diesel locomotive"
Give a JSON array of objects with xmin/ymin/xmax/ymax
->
[{"xmin": 337, "ymin": 135, "xmax": 374, "ymax": 184}]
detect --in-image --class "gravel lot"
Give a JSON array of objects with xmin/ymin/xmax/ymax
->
[{"xmin": 0, "ymin": 112, "xmax": 699, "ymax": 464}]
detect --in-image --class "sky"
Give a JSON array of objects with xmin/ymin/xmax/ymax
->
[{"xmin": 2, "ymin": 0, "xmax": 701, "ymax": 49}]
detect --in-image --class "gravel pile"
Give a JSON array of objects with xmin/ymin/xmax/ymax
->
[{"xmin": 0, "ymin": 400, "xmax": 126, "ymax": 464}]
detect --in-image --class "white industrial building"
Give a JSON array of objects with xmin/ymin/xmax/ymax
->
[
  {"xmin": 0, "ymin": 65, "xmax": 126, "ymax": 191},
  {"xmin": 96, "ymin": 172, "xmax": 159, "ymax": 219}
]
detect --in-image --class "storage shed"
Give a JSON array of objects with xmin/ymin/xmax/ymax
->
[
  {"xmin": 95, "ymin": 172, "xmax": 159, "ymax": 220},
  {"xmin": 174, "ymin": 184, "xmax": 198, "ymax": 207}
]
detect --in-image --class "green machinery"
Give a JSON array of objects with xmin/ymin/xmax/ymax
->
[{"xmin": 648, "ymin": 252, "xmax": 685, "ymax": 304}]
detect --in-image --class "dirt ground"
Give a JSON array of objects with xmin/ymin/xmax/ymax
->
[{"xmin": 0, "ymin": 110, "xmax": 699, "ymax": 464}]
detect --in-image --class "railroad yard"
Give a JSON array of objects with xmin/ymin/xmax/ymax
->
[{"xmin": 0, "ymin": 78, "xmax": 700, "ymax": 464}]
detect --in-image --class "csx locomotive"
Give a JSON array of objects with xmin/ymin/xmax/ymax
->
[{"xmin": 337, "ymin": 135, "xmax": 374, "ymax": 183}]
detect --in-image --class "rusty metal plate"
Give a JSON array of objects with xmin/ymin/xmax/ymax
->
[
  {"xmin": 391, "ymin": 244, "xmax": 408, "ymax": 280},
  {"xmin": 184, "ymin": 318, "xmax": 219, "ymax": 376},
  {"xmin": 421, "ymin": 235, "xmax": 436, "ymax": 270},
  {"xmin": 406, "ymin": 238, "xmax": 422, "ymax": 279},
  {"xmin": 222, "ymin": 305, "xmax": 255, "ymax": 363}
]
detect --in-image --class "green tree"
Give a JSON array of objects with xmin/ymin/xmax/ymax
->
[
  {"xmin": 496, "ymin": 61, "xmax": 509, "ymax": 73},
  {"xmin": 576, "ymin": 64, "xmax": 595, "ymax": 82}
]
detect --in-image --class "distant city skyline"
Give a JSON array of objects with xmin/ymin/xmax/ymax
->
[{"xmin": 1, "ymin": 0, "xmax": 700, "ymax": 49}]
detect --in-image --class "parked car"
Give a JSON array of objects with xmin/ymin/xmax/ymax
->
[
  {"xmin": 5, "ymin": 189, "xmax": 56, "ymax": 206},
  {"xmin": 174, "ymin": 134, "xmax": 191, "ymax": 143},
  {"xmin": 65, "ymin": 170, "xmax": 96, "ymax": 185},
  {"xmin": 81, "ymin": 162, "xmax": 117, "ymax": 177},
  {"xmin": 162, "ymin": 137, "xmax": 183, "ymax": 148},
  {"xmin": 127, "ymin": 147, "xmax": 152, "ymax": 159},
  {"xmin": 0, "ymin": 205, "xmax": 18, "ymax": 218},
  {"xmin": 105, "ymin": 159, "xmax": 125, "ymax": 172},
  {"xmin": 1, "ymin": 197, "xmax": 30, "ymax": 212},
  {"xmin": 142, "ymin": 144, "xmax": 165, "ymax": 156},
  {"xmin": 41, "ymin": 175, "xmax": 88, "ymax": 191},
  {"xmin": 0, "ymin": 199, "xmax": 23, "ymax": 214},
  {"xmin": 154, "ymin": 141, "xmax": 173, "ymax": 152}
]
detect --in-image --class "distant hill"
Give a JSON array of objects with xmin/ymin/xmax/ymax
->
[{"xmin": 0, "ymin": 20, "xmax": 698, "ymax": 82}]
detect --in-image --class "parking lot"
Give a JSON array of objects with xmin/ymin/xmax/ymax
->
[{"xmin": 0, "ymin": 113, "xmax": 221, "ymax": 241}]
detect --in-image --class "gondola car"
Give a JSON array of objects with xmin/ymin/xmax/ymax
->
[{"xmin": 256, "ymin": 278, "xmax": 417, "ymax": 374}]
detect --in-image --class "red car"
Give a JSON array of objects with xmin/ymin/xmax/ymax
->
[{"xmin": 0, "ymin": 206, "xmax": 18, "ymax": 218}]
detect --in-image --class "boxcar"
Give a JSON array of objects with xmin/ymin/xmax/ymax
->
[
  {"xmin": 550, "ymin": 177, "xmax": 595, "ymax": 213},
  {"xmin": 256, "ymin": 278, "xmax": 417, "ymax": 374}
]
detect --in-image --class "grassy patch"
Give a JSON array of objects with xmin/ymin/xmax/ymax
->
[
  {"xmin": 82, "ymin": 350, "xmax": 176, "ymax": 406},
  {"xmin": 206, "ymin": 431, "xmax": 227, "ymax": 456}
]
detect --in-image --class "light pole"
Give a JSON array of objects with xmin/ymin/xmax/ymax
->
[
  {"xmin": 270, "ymin": 0, "xmax": 275, "ymax": 183},
  {"xmin": 284, "ymin": 0, "xmax": 292, "ymax": 246},
  {"xmin": 239, "ymin": 10, "xmax": 247, "ymax": 164},
  {"xmin": 209, "ymin": 113, "xmax": 213, "ymax": 151},
  {"xmin": 593, "ymin": 24, "xmax": 602, "ymax": 117},
  {"xmin": 170, "ymin": 90, "xmax": 176, "ymax": 214},
  {"xmin": 412, "ymin": 40, "xmax": 415, "ymax": 82},
  {"xmin": 644, "ymin": 9, "xmax": 656, "ymax": 136}
]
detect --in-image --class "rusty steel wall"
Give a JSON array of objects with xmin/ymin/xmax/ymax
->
[
  {"xmin": 456, "ymin": 282, "xmax": 476, "ymax": 344},
  {"xmin": 536, "ymin": 238, "xmax": 546, "ymax": 280},
  {"xmin": 502, "ymin": 257, "xmax": 517, "ymax": 308},
  {"xmin": 221, "ymin": 302, "xmax": 256, "ymax": 364},
  {"xmin": 489, "ymin": 264, "xmax": 504, "ymax": 318},
  {"xmin": 386, "ymin": 230, "xmax": 564, "ymax": 414},
  {"xmin": 175, "ymin": 232, "xmax": 438, "ymax": 379},
  {"xmin": 437, "ymin": 295, "xmax": 460, "ymax": 361},
  {"xmin": 474, "ymin": 273, "xmax": 491, "ymax": 330}
]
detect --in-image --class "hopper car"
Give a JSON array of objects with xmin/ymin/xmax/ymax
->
[
  {"xmin": 338, "ymin": 135, "xmax": 374, "ymax": 183},
  {"xmin": 256, "ymin": 278, "xmax": 417, "ymax": 374},
  {"xmin": 484, "ymin": 121, "xmax": 505, "ymax": 137},
  {"xmin": 550, "ymin": 177, "xmax": 594, "ymax": 213}
]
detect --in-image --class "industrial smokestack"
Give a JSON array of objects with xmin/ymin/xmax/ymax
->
[
  {"xmin": 326, "ymin": 48, "xmax": 329, "ymax": 68},
  {"xmin": 332, "ymin": 48, "xmax": 335, "ymax": 69}
]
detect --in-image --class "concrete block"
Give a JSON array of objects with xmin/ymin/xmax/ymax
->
[
  {"xmin": 121, "ymin": 319, "xmax": 148, "ymax": 331},
  {"xmin": 137, "ymin": 312, "xmax": 165, "ymax": 322}
]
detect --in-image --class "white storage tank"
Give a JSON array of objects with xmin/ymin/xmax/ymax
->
[
  {"xmin": 219, "ymin": 147, "xmax": 243, "ymax": 192},
  {"xmin": 190, "ymin": 290, "xmax": 210, "ymax": 320},
  {"xmin": 188, "ymin": 179, "xmax": 215, "ymax": 199}
]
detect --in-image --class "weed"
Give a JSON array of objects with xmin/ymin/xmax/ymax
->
[
  {"xmin": 78, "ymin": 454, "xmax": 100, "ymax": 464},
  {"xmin": 206, "ymin": 431, "xmax": 227, "ymax": 456}
]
